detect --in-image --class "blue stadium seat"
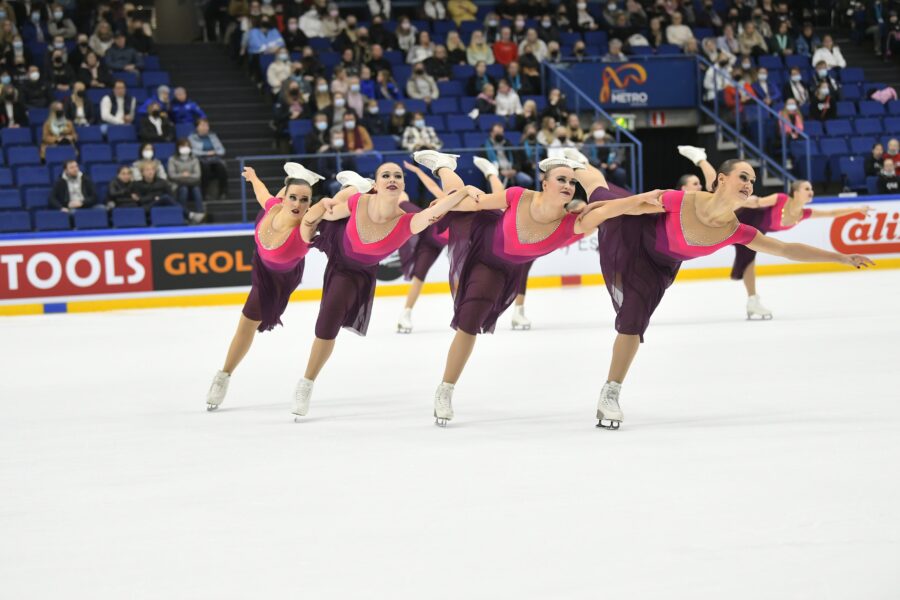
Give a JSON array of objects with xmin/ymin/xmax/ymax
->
[
  {"xmin": 858, "ymin": 100, "xmax": 885, "ymax": 117},
  {"xmin": 0, "ymin": 167, "xmax": 11, "ymax": 187},
  {"xmin": 15, "ymin": 166, "xmax": 50, "ymax": 187},
  {"xmin": 155, "ymin": 142, "xmax": 176, "ymax": 162},
  {"xmin": 394, "ymin": 65, "xmax": 412, "ymax": 82},
  {"xmin": 383, "ymin": 50, "xmax": 404, "ymax": 66},
  {"xmin": 802, "ymin": 120, "xmax": 824, "ymax": 138},
  {"xmin": 142, "ymin": 71, "xmax": 170, "ymax": 88},
  {"xmin": 112, "ymin": 71, "xmax": 140, "ymax": 88},
  {"xmin": 404, "ymin": 99, "xmax": 427, "ymax": 114},
  {"xmin": 308, "ymin": 37, "xmax": 332, "ymax": 51},
  {"xmin": 758, "ymin": 55, "xmax": 783, "ymax": 70},
  {"xmin": 0, "ymin": 211, "xmax": 31, "ymax": 232},
  {"xmin": 111, "ymin": 207, "xmax": 147, "ymax": 227},
  {"xmin": 850, "ymin": 136, "xmax": 877, "ymax": 154},
  {"xmin": 446, "ymin": 115, "xmax": 475, "ymax": 132},
  {"xmin": 560, "ymin": 32, "xmax": 583, "ymax": 46},
  {"xmin": 376, "ymin": 99, "xmax": 396, "ymax": 114},
  {"xmin": 784, "ymin": 55, "xmax": 808, "ymax": 69},
  {"xmin": 288, "ymin": 120, "xmax": 312, "ymax": 137},
  {"xmin": 887, "ymin": 101, "xmax": 900, "ymax": 115},
  {"xmin": 485, "ymin": 64, "xmax": 504, "ymax": 79},
  {"xmin": 841, "ymin": 85, "xmax": 862, "ymax": 101},
  {"xmin": 371, "ymin": 135, "xmax": 398, "ymax": 151},
  {"xmin": 838, "ymin": 156, "xmax": 866, "ymax": 191},
  {"xmin": 116, "ymin": 142, "xmax": 141, "ymax": 162},
  {"xmin": 131, "ymin": 89, "xmax": 149, "ymax": 105},
  {"xmin": 798, "ymin": 153, "xmax": 826, "ymax": 182},
  {"xmin": 430, "ymin": 97, "xmax": 458, "ymax": 114},
  {"xmin": 452, "ymin": 65, "xmax": 475, "ymax": 80},
  {"xmin": 437, "ymin": 81, "xmax": 464, "ymax": 97},
  {"xmin": 354, "ymin": 153, "xmax": 383, "ymax": 176},
  {"xmin": 80, "ymin": 144, "xmax": 114, "ymax": 164},
  {"xmin": 840, "ymin": 67, "xmax": 864, "ymax": 83},
  {"xmin": 150, "ymin": 206, "xmax": 185, "ymax": 226},
  {"xmin": 463, "ymin": 132, "xmax": 485, "ymax": 148},
  {"xmin": 835, "ymin": 101, "xmax": 856, "ymax": 118},
  {"xmin": 440, "ymin": 133, "xmax": 462, "ymax": 149},
  {"xmin": 107, "ymin": 125, "xmax": 137, "ymax": 142},
  {"xmin": 86, "ymin": 88, "xmax": 110, "ymax": 105},
  {"xmin": 90, "ymin": 164, "xmax": 120, "ymax": 185},
  {"xmin": 259, "ymin": 54, "xmax": 275, "ymax": 76},
  {"xmin": 522, "ymin": 95, "xmax": 547, "ymax": 111},
  {"xmin": 75, "ymin": 125, "xmax": 104, "ymax": 143},
  {"xmin": 853, "ymin": 118, "xmax": 882, "ymax": 136},
  {"xmin": 424, "ymin": 115, "xmax": 444, "ymax": 130},
  {"xmin": 584, "ymin": 31, "xmax": 607, "ymax": 46},
  {"xmin": 458, "ymin": 97, "xmax": 478, "ymax": 113},
  {"xmin": 506, "ymin": 131, "xmax": 522, "ymax": 145},
  {"xmin": 819, "ymin": 137, "xmax": 849, "ymax": 157},
  {"xmin": 657, "ymin": 44, "xmax": 682, "ymax": 54},
  {"xmin": 0, "ymin": 189, "xmax": 22, "ymax": 210},
  {"xmin": 629, "ymin": 46, "xmax": 654, "ymax": 56},
  {"xmin": 884, "ymin": 117, "xmax": 900, "ymax": 133},
  {"xmin": 866, "ymin": 176, "xmax": 879, "ymax": 194},
  {"xmin": 73, "ymin": 209, "xmax": 110, "ymax": 229},
  {"xmin": 477, "ymin": 114, "xmax": 506, "ymax": 131},
  {"xmin": 143, "ymin": 55, "xmax": 161, "ymax": 70},
  {"xmin": 175, "ymin": 122, "xmax": 194, "ymax": 139},
  {"xmin": 824, "ymin": 119, "xmax": 853, "ymax": 137},
  {"xmin": 24, "ymin": 187, "xmax": 51, "ymax": 210},
  {"xmin": 33, "ymin": 210, "xmax": 71, "ymax": 231},
  {"xmin": 44, "ymin": 145, "xmax": 78, "ymax": 166},
  {"xmin": 6, "ymin": 146, "xmax": 40, "ymax": 166},
  {"xmin": 433, "ymin": 21, "xmax": 456, "ymax": 35},
  {"xmin": 790, "ymin": 139, "xmax": 817, "ymax": 157}
]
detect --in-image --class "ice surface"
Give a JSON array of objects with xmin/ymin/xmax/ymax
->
[{"xmin": 2, "ymin": 271, "xmax": 899, "ymax": 599}]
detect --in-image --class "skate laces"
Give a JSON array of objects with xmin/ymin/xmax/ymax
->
[
  {"xmin": 601, "ymin": 384, "xmax": 621, "ymax": 410},
  {"xmin": 436, "ymin": 384, "xmax": 453, "ymax": 410}
]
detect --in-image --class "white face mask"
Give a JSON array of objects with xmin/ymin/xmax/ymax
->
[
  {"xmin": 332, "ymin": 137, "xmax": 345, "ymax": 148},
  {"xmin": 791, "ymin": 74, "xmax": 802, "ymax": 82},
  {"xmin": 542, "ymin": 20, "xmax": 551, "ymax": 27},
  {"xmin": 608, "ymin": 3, "xmax": 617, "ymax": 11},
  {"xmin": 334, "ymin": 98, "xmax": 345, "ymax": 107},
  {"xmin": 178, "ymin": 147, "xmax": 190, "ymax": 156},
  {"xmin": 142, "ymin": 150, "xmax": 154, "ymax": 159},
  {"xmin": 29, "ymin": 71, "xmax": 40, "ymax": 81},
  {"xmin": 317, "ymin": 84, "xmax": 328, "ymax": 93},
  {"xmin": 577, "ymin": 3, "xmax": 587, "ymax": 9},
  {"xmin": 758, "ymin": 73, "xmax": 768, "ymax": 81},
  {"xmin": 414, "ymin": 119, "xmax": 425, "ymax": 128},
  {"xmin": 315, "ymin": 121, "xmax": 328, "ymax": 131},
  {"xmin": 786, "ymin": 104, "xmax": 797, "ymax": 112},
  {"xmin": 350, "ymin": 84, "xmax": 360, "ymax": 93},
  {"xmin": 288, "ymin": 23, "xmax": 298, "ymax": 32},
  {"xmin": 593, "ymin": 129, "xmax": 606, "ymax": 140},
  {"xmin": 515, "ymin": 20, "xmax": 525, "ymax": 28},
  {"xmin": 278, "ymin": 54, "xmax": 289, "ymax": 62},
  {"xmin": 395, "ymin": 108, "xmax": 406, "ymax": 116},
  {"xmin": 368, "ymin": 106, "xmax": 378, "ymax": 114},
  {"xmin": 344, "ymin": 121, "xmax": 356, "ymax": 129}
]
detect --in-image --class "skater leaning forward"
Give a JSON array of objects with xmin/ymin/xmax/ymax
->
[
  {"xmin": 206, "ymin": 162, "xmax": 326, "ymax": 411},
  {"xmin": 593, "ymin": 159, "xmax": 874, "ymax": 430},
  {"xmin": 412, "ymin": 148, "xmax": 664, "ymax": 426}
]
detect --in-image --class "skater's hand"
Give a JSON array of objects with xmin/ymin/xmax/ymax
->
[
  {"xmin": 855, "ymin": 205, "xmax": 873, "ymax": 215},
  {"xmin": 464, "ymin": 185, "xmax": 483, "ymax": 201},
  {"xmin": 320, "ymin": 197, "xmax": 340, "ymax": 214},
  {"xmin": 842, "ymin": 254, "xmax": 875, "ymax": 268},
  {"xmin": 642, "ymin": 189, "xmax": 664, "ymax": 207},
  {"xmin": 402, "ymin": 160, "xmax": 422, "ymax": 174},
  {"xmin": 241, "ymin": 166, "xmax": 258, "ymax": 182}
]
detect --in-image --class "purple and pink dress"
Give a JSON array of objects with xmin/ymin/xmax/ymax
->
[
  {"xmin": 312, "ymin": 193, "xmax": 415, "ymax": 339},
  {"xmin": 243, "ymin": 197, "xmax": 312, "ymax": 332},
  {"xmin": 598, "ymin": 190, "xmax": 759, "ymax": 341},
  {"xmin": 398, "ymin": 200, "xmax": 450, "ymax": 282},
  {"xmin": 448, "ymin": 186, "xmax": 584, "ymax": 335},
  {"xmin": 731, "ymin": 193, "xmax": 812, "ymax": 279}
]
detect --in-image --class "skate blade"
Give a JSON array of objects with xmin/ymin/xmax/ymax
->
[
  {"xmin": 596, "ymin": 419, "xmax": 621, "ymax": 430},
  {"xmin": 746, "ymin": 314, "xmax": 774, "ymax": 320},
  {"xmin": 434, "ymin": 417, "xmax": 450, "ymax": 427},
  {"xmin": 512, "ymin": 324, "xmax": 531, "ymax": 330},
  {"xmin": 397, "ymin": 326, "xmax": 412, "ymax": 334},
  {"xmin": 206, "ymin": 404, "xmax": 219, "ymax": 411}
]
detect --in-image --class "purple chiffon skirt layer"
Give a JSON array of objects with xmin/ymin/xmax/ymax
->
[
  {"xmin": 597, "ymin": 214, "xmax": 681, "ymax": 342},
  {"xmin": 447, "ymin": 211, "xmax": 530, "ymax": 335},
  {"xmin": 242, "ymin": 251, "xmax": 305, "ymax": 332},
  {"xmin": 312, "ymin": 219, "xmax": 378, "ymax": 339},
  {"xmin": 398, "ymin": 201, "xmax": 450, "ymax": 281},
  {"xmin": 731, "ymin": 208, "xmax": 769, "ymax": 280}
]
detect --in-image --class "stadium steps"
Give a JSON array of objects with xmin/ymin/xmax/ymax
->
[
  {"xmin": 834, "ymin": 34, "xmax": 900, "ymax": 93},
  {"xmin": 157, "ymin": 43, "xmax": 277, "ymax": 223}
]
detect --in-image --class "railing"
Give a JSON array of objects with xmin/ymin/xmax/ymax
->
[
  {"xmin": 236, "ymin": 144, "xmax": 634, "ymax": 222},
  {"xmin": 540, "ymin": 61, "xmax": 643, "ymax": 192},
  {"xmin": 694, "ymin": 55, "xmax": 811, "ymax": 190}
]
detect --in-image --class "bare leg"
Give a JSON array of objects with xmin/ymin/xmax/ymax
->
[
  {"xmin": 607, "ymin": 334, "xmax": 640, "ymax": 383},
  {"xmin": 514, "ymin": 293, "xmax": 525, "ymax": 307},
  {"xmin": 404, "ymin": 277, "xmax": 425, "ymax": 309},
  {"xmin": 222, "ymin": 315, "xmax": 260, "ymax": 374},
  {"xmin": 699, "ymin": 159, "xmax": 717, "ymax": 192},
  {"xmin": 304, "ymin": 337, "xmax": 336, "ymax": 380},
  {"xmin": 742, "ymin": 260, "xmax": 757, "ymax": 296},
  {"xmin": 487, "ymin": 173, "xmax": 504, "ymax": 194},
  {"xmin": 442, "ymin": 330, "xmax": 477, "ymax": 384},
  {"xmin": 435, "ymin": 165, "xmax": 466, "ymax": 193}
]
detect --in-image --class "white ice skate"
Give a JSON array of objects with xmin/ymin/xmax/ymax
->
[
  {"xmin": 596, "ymin": 381, "xmax": 623, "ymax": 430},
  {"xmin": 293, "ymin": 377, "xmax": 314, "ymax": 421},
  {"xmin": 336, "ymin": 170, "xmax": 374, "ymax": 193},
  {"xmin": 434, "ymin": 382, "xmax": 455, "ymax": 427},
  {"xmin": 397, "ymin": 308, "xmax": 413, "ymax": 334},
  {"xmin": 677, "ymin": 145, "xmax": 707, "ymax": 166},
  {"xmin": 206, "ymin": 370, "xmax": 230, "ymax": 411},
  {"xmin": 746, "ymin": 294, "xmax": 773, "ymax": 320},
  {"xmin": 472, "ymin": 156, "xmax": 500, "ymax": 178},
  {"xmin": 562, "ymin": 147, "xmax": 590, "ymax": 168},
  {"xmin": 538, "ymin": 156, "xmax": 582, "ymax": 172},
  {"xmin": 511, "ymin": 305, "xmax": 531, "ymax": 330},
  {"xmin": 412, "ymin": 150, "xmax": 459, "ymax": 176},
  {"xmin": 284, "ymin": 162, "xmax": 325, "ymax": 184}
]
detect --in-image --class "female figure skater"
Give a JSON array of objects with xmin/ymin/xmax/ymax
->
[
  {"xmin": 594, "ymin": 159, "xmax": 874, "ymax": 430},
  {"xmin": 730, "ymin": 180, "xmax": 870, "ymax": 319},
  {"xmin": 291, "ymin": 164, "xmax": 476, "ymax": 420},
  {"xmin": 206, "ymin": 162, "xmax": 325, "ymax": 411},
  {"xmin": 411, "ymin": 149, "xmax": 664, "ymax": 426},
  {"xmin": 676, "ymin": 145, "xmax": 716, "ymax": 192}
]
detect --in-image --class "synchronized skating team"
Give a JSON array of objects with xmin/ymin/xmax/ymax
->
[{"xmin": 204, "ymin": 145, "xmax": 873, "ymax": 429}]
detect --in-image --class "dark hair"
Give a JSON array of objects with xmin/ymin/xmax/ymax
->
[
  {"xmin": 283, "ymin": 177, "xmax": 313, "ymax": 190},
  {"xmin": 63, "ymin": 159, "xmax": 78, "ymax": 169},
  {"xmin": 375, "ymin": 161, "xmax": 403, "ymax": 178},
  {"xmin": 710, "ymin": 158, "xmax": 748, "ymax": 191},
  {"xmin": 677, "ymin": 174, "xmax": 695, "ymax": 188},
  {"xmin": 790, "ymin": 179, "xmax": 810, "ymax": 193}
]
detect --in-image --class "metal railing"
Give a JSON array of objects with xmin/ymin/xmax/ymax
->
[
  {"xmin": 540, "ymin": 60, "xmax": 643, "ymax": 192},
  {"xmin": 236, "ymin": 144, "xmax": 634, "ymax": 222}
]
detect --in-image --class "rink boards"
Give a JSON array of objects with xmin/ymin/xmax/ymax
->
[{"xmin": 2, "ymin": 196, "xmax": 899, "ymax": 316}]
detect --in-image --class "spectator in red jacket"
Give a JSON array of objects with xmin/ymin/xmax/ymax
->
[{"xmin": 492, "ymin": 26, "xmax": 518, "ymax": 66}]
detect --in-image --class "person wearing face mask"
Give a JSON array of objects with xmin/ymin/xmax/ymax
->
[
  {"xmin": 448, "ymin": 0, "xmax": 477, "ymax": 26},
  {"xmin": 78, "ymin": 50, "xmax": 114, "ymax": 88},
  {"xmin": 63, "ymin": 82, "xmax": 97, "ymax": 126},
  {"xmin": 367, "ymin": 15, "xmax": 398, "ymax": 50},
  {"xmin": 361, "ymin": 100, "xmax": 386, "ymax": 135},
  {"xmin": 48, "ymin": 49, "xmax": 76, "ymax": 92},
  {"xmin": 21, "ymin": 66, "xmax": 52, "ymax": 108},
  {"xmin": 810, "ymin": 34, "xmax": 846, "ymax": 69},
  {"xmin": 777, "ymin": 99, "xmax": 803, "ymax": 140},
  {"xmin": 877, "ymin": 159, "xmax": 899, "ymax": 193},
  {"xmin": 47, "ymin": 4, "xmax": 76, "ymax": 39},
  {"xmin": 794, "ymin": 22, "xmax": 820, "ymax": 57},
  {"xmin": 405, "ymin": 62, "xmax": 440, "ymax": 105},
  {"xmin": 782, "ymin": 67, "xmax": 809, "ymax": 106},
  {"xmin": 23, "ymin": 9, "xmax": 48, "ymax": 45},
  {"xmin": 307, "ymin": 76, "xmax": 333, "ymax": 118},
  {"xmin": 138, "ymin": 84, "xmax": 172, "ymax": 117},
  {"xmin": 282, "ymin": 16, "xmax": 309, "ymax": 52},
  {"xmin": 809, "ymin": 82, "xmax": 834, "ymax": 121},
  {"xmin": 395, "ymin": 17, "xmax": 417, "ymax": 52},
  {"xmin": 167, "ymin": 139, "xmax": 206, "ymax": 223},
  {"xmin": 340, "ymin": 110, "xmax": 372, "ymax": 157},
  {"xmin": 132, "ymin": 143, "xmax": 168, "ymax": 182},
  {"xmin": 89, "ymin": 21, "xmax": 115, "ymax": 57},
  {"xmin": 536, "ymin": 13, "xmax": 561, "ymax": 44},
  {"xmin": 864, "ymin": 143, "xmax": 884, "ymax": 177},
  {"xmin": 574, "ymin": 1, "xmax": 598, "ymax": 32},
  {"xmin": 50, "ymin": 160, "xmax": 98, "ymax": 212},
  {"xmin": 475, "ymin": 82, "xmax": 497, "ymax": 115},
  {"xmin": 275, "ymin": 80, "xmax": 307, "ymax": 148},
  {"xmin": 884, "ymin": 139, "xmax": 900, "ymax": 174},
  {"xmin": 267, "ymin": 49, "xmax": 293, "ymax": 96},
  {"xmin": 482, "ymin": 12, "xmax": 501, "ymax": 43},
  {"xmin": 388, "ymin": 101, "xmax": 411, "ymax": 135},
  {"xmin": 303, "ymin": 111, "xmax": 335, "ymax": 173},
  {"xmin": 582, "ymin": 123, "xmax": 628, "ymax": 187},
  {"xmin": 750, "ymin": 67, "xmax": 781, "ymax": 106},
  {"xmin": 330, "ymin": 91, "xmax": 349, "ymax": 126},
  {"xmin": 41, "ymin": 36, "xmax": 67, "ymax": 72},
  {"xmin": 138, "ymin": 101, "xmax": 176, "ymax": 143},
  {"xmin": 723, "ymin": 68, "xmax": 754, "ymax": 114},
  {"xmin": 40, "ymin": 101, "xmax": 77, "ymax": 160},
  {"xmin": 345, "ymin": 75, "xmax": 366, "ymax": 117},
  {"xmin": 320, "ymin": 3, "xmax": 346, "ymax": 40},
  {"xmin": 3, "ymin": 34, "xmax": 32, "ymax": 68},
  {"xmin": 0, "ymin": 83, "xmax": 28, "ymax": 128},
  {"xmin": 510, "ymin": 14, "xmax": 528, "ymax": 45},
  {"xmin": 247, "ymin": 15, "xmax": 285, "ymax": 56},
  {"xmin": 811, "ymin": 60, "xmax": 841, "ymax": 100},
  {"xmin": 703, "ymin": 54, "xmax": 733, "ymax": 102},
  {"xmin": 188, "ymin": 118, "xmax": 228, "ymax": 201},
  {"xmin": 401, "ymin": 110, "xmax": 442, "ymax": 152},
  {"xmin": 480, "ymin": 123, "xmax": 533, "ymax": 187}
]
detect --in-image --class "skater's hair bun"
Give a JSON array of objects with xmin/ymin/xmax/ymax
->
[
  {"xmin": 790, "ymin": 179, "xmax": 810, "ymax": 193},
  {"xmin": 676, "ymin": 174, "xmax": 694, "ymax": 188},
  {"xmin": 711, "ymin": 159, "xmax": 750, "ymax": 192}
]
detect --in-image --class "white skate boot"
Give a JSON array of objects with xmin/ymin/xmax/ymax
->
[
  {"xmin": 206, "ymin": 370, "xmax": 230, "ymax": 411},
  {"xmin": 746, "ymin": 295, "xmax": 773, "ymax": 320},
  {"xmin": 413, "ymin": 150, "xmax": 459, "ymax": 176},
  {"xmin": 677, "ymin": 145, "xmax": 707, "ymax": 166},
  {"xmin": 539, "ymin": 156, "xmax": 582, "ymax": 172},
  {"xmin": 434, "ymin": 382, "xmax": 455, "ymax": 427},
  {"xmin": 562, "ymin": 147, "xmax": 590, "ymax": 168},
  {"xmin": 511, "ymin": 305, "xmax": 531, "ymax": 330},
  {"xmin": 336, "ymin": 170, "xmax": 374, "ymax": 192},
  {"xmin": 596, "ymin": 381, "xmax": 623, "ymax": 430},
  {"xmin": 397, "ymin": 307, "xmax": 413, "ymax": 333},
  {"xmin": 284, "ymin": 162, "xmax": 325, "ymax": 184},
  {"xmin": 472, "ymin": 156, "xmax": 500, "ymax": 178},
  {"xmin": 293, "ymin": 377, "xmax": 314, "ymax": 421}
]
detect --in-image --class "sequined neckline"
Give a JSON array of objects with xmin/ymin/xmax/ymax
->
[
  {"xmin": 354, "ymin": 195, "xmax": 403, "ymax": 244},
  {"xmin": 257, "ymin": 205, "xmax": 296, "ymax": 251},
  {"xmin": 779, "ymin": 197, "xmax": 804, "ymax": 228},
  {"xmin": 679, "ymin": 194, "xmax": 739, "ymax": 247},
  {"xmin": 515, "ymin": 191, "xmax": 564, "ymax": 245}
]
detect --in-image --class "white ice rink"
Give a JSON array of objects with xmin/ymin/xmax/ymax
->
[{"xmin": 2, "ymin": 270, "xmax": 899, "ymax": 599}]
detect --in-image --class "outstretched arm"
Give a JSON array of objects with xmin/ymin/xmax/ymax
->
[
  {"xmin": 699, "ymin": 159, "xmax": 716, "ymax": 192},
  {"xmin": 448, "ymin": 187, "xmax": 509, "ymax": 212},
  {"xmin": 574, "ymin": 190, "xmax": 664, "ymax": 235},
  {"xmin": 808, "ymin": 205, "xmax": 871, "ymax": 218},
  {"xmin": 403, "ymin": 161, "xmax": 444, "ymax": 199},
  {"xmin": 410, "ymin": 188, "xmax": 473, "ymax": 234},
  {"xmin": 741, "ymin": 193, "xmax": 781, "ymax": 208},
  {"xmin": 746, "ymin": 231, "xmax": 874, "ymax": 268},
  {"xmin": 300, "ymin": 197, "xmax": 350, "ymax": 242},
  {"xmin": 242, "ymin": 166, "xmax": 273, "ymax": 209}
]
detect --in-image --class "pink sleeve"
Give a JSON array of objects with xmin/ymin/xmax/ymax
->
[
  {"xmin": 661, "ymin": 190, "xmax": 684, "ymax": 213},
  {"xmin": 264, "ymin": 197, "xmax": 281, "ymax": 212},
  {"xmin": 505, "ymin": 186, "xmax": 526, "ymax": 209},
  {"xmin": 735, "ymin": 224, "xmax": 759, "ymax": 246},
  {"xmin": 802, "ymin": 208, "xmax": 813, "ymax": 220}
]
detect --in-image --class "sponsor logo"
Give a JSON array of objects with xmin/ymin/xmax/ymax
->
[
  {"xmin": 0, "ymin": 240, "xmax": 152, "ymax": 300},
  {"xmin": 151, "ymin": 235, "xmax": 255, "ymax": 290},
  {"xmin": 830, "ymin": 210, "xmax": 900, "ymax": 254},
  {"xmin": 599, "ymin": 63, "xmax": 648, "ymax": 105}
]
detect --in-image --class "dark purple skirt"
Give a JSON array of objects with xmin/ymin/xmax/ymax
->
[
  {"xmin": 398, "ymin": 201, "xmax": 449, "ymax": 281},
  {"xmin": 598, "ymin": 214, "xmax": 681, "ymax": 342},
  {"xmin": 311, "ymin": 218, "xmax": 378, "ymax": 338},
  {"xmin": 731, "ymin": 208, "xmax": 769, "ymax": 280},
  {"xmin": 447, "ymin": 211, "xmax": 530, "ymax": 335},
  {"xmin": 242, "ymin": 251, "xmax": 305, "ymax": 332}
]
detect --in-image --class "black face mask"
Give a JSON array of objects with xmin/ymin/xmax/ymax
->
[
  {"xmin": 358, "ymin": 35, "xmax": 368, "ymax": 42},
  {"xmin": 414, "ymin": 69, "xmax": 424, "ymax": 75},
  {"xmin": 151, "ymin": 110, "xmax": 160, "ymax": 118},
  {"xmin": 493, "ymin": 134, "xmax": 504, "ymax": 142},
  {"xmin": 293, "ymin": 68, "xmax": 302, "ymax": 76},
  {"xmin": 55, "ymin": 109, "xmax": 64, "ymax": 118},
  {"xmin": 289, "ymin": 88, "xmax": 300, "ymax": 96},
  {"xmin": 526, "ymin": 133, "xmax": 536, "ymax": 140},
  {"xmin": 5, "ymin": 92, "xmax": 15, "ymax": 101},
  {"xmin": 74, "ymin": 90, "xmax": 84, "ymax": 98},
  {"xmin": 54, "ymin": 57, "xmax": 63, "ymax": 65}
]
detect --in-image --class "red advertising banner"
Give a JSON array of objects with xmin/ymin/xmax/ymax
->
[
  {"xmin": 830, "ymin": 209, "xmax": 900, "ymax": 254},
  {"xmin": 0, "ymin": 239, "xmax": 153, "ymax": 300}
]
